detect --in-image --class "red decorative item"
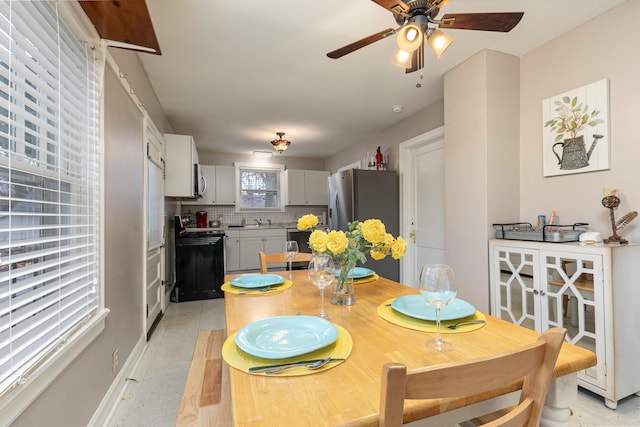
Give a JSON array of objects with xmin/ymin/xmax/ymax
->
[
  {"xmin": 196, "ymin": 211, "xmax": 207, "ymax": 228},
  {"xmin": 375, "ymin": 146, "xmax": 383, "ymax": 170}
]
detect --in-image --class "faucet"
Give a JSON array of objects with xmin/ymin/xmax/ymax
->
[{"xmin": 255, "ymin": 219, "xmax": 262, "ymax": 226}]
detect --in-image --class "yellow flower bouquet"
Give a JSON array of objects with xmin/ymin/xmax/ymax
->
[{"xmin": 297, "ymin": 214, "xmax": 407, "ymax": 305}]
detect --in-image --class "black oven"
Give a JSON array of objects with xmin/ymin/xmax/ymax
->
[{"xmin": 287, "ymin": 229, "xmax": 312, "ymax": 269}]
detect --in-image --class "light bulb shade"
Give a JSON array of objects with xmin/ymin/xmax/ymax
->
[
  {"xmin": 391, "ymin": 48, "xmax": 413, "ymax": 68},
  {"xmin": 396, "ymin": 23, "xmax": 423, "ymax": 52},
  {"xmin": 270, "ymin": 132, "xmax": 290, "ymax": 153},
  {"xmin": 427, "ymin": 29, "xmax": 455, "ymax": 59}
]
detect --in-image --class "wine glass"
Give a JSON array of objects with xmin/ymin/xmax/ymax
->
[
  {"xmin": 283, "ymin": 241, "xmax": 299, "ymax": 279},
  {"xmin": 307, "ymin": 255, "xmax": 335, "ymax": 319},
  {"xmin": 419, "ymin": 264, "xmax": 457, "ymax": 352}
]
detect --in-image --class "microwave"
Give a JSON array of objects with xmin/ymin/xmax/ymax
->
[{"xmin": 193, "ymin": 164, "xmax": 206, "ymax": 197}]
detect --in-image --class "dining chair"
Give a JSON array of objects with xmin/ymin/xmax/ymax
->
[
  {"xmin": 376, "ymin": 327, "xmax": 567, "ymax": 427},
  {"xmin": 258, "ymin": 251, "xmax": 313, "ymax": 274}
]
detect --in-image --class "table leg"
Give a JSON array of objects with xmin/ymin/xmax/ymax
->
[{"xmin": 540, "ymin": 374, "xmax": 577, "ymax": 427}]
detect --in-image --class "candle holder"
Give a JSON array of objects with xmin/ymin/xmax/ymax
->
[{"xmin": 602, "ymin": 195, "xmax": 628, "ymax": 244}]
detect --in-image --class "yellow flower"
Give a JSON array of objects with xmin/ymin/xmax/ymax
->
[
  {"xmin": 391, "ymin": 237, "xmax": 408, "ymax": 260},
  {"xmin": 370, "ymin": 249, "xmax": 386, "ymax": 260},
  {"xmin": 383, "ymin": 233, "xmax": 394, "ymax": 246},
  {"xmin": 326, "ymin": 230, "xmax": 348, "ymax": 254},
  {"xmin": 308, "ymin": 229, "xmax": 328, "ymax": 253},
  {"xmin": 297, "ymin": 214, "xmax": 319, "ymax": 231},
  {"xmin": 360, "ymin": 219, "xmax": 386, "ymax": 244}
]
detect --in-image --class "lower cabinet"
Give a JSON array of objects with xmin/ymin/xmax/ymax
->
[
  {"xmin": 489, "ymin": 239, "xmax": 640, "ymax": 409},
  {"xmin": 225, "ymin": 229, "xmax": 286, "ymax": 272}
]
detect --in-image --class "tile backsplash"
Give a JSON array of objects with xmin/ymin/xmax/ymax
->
[{"xmin": 180, "ymin": 205, "xmax": 327, "ymax": 228}]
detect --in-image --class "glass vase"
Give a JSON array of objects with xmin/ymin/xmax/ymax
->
[{"xmin": 330, "ymin": 260, "xmax": 356, "ymax": 306}]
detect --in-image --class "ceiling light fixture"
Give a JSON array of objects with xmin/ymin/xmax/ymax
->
[
  {"xmin": 253, "ymin": 150, "xmax": 273, "ymax": 159},
  {"xmin": 426, "ymin": 28, "xmax": 456, "ymax": 59},
  {"xmin": 270, "ymin": 132, "xmax": 291, "ymax": 153}
]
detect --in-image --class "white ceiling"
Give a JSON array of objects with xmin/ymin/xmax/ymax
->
[{"xmin": 138, "ymin": 0, "xmax": 625, "ymax": 159}]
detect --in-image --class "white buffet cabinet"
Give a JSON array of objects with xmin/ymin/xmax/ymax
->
[
  {"xmin": 225, "ymin": 228, "xmax": 286, "ymax": 272},
  {"xmin": 489, "ymin": 239, "xmax": 640, "ymax": 409}
]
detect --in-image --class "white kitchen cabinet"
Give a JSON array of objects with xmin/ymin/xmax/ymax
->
[
  {"xmin": 164, "ymin": 134, "xmax": 201, "ymax": 198},
  {"xmin": 489, "ymin": 239, "xmax": 640, "ymax": 409},
  {"xmin": 226, "ymin": 228, "xmax": 286, "ymax": 272},
  {"xmin": 183, "ymin": 165, "xmax": 235, "ymax": 206},
  {"xmin": 285, "ymin": 169, "xmax": 329, "ymax": 206},
  {"xmin": 215, "ymin": 165, "xmax": 236, "ymax": 204}
]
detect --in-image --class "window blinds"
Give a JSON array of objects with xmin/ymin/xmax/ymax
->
[{"xmin": 0, "ymin": 0, "xmax": 99, "ymax": 393}]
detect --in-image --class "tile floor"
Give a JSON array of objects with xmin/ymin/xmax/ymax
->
[{"xmin": 107, "ymin": 299, "xmax": 640, "ymax": 427}]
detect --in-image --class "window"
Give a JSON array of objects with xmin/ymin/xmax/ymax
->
[
  {"xmin": 0, "ymin": 0, "xmax": 101, "ymax": 416},
  {"xmin": 235, "ymin": 163, "xmax": 284, "ymax": 211}
]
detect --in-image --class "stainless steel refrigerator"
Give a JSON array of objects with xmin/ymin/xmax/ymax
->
[{"xmin": 328, "ymin": 169, "xmax": 399, "ymax": 281}]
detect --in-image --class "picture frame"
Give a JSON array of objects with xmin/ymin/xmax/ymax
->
[{"xmin": 542, "ymin": 79, "xmax": 610, "ymax": 177}]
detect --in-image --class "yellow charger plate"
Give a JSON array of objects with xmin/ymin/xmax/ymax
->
[
  {"xmin": 222, "ymin": 324, "xmax": 352, "ymax": 376},
  {"xmin": 377, "ymin": 298, "xmax": 486, "ymax": 334},
  {"xmin": 221, "ymin": 279, "xmax": 292, "ymax": 295}
]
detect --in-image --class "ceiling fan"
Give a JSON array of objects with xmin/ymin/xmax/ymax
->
[{"xmin": 327, "ymin": 0, "xmax": 523, "ymax": 73}]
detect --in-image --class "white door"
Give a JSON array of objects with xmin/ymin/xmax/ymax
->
[
  {"xmin": 146, "ymin": 129, "xmax": 164, "ymax": 337},
  {"xmin": 399, "ymin": 127, "xmax": 446, "ymax": 288}
]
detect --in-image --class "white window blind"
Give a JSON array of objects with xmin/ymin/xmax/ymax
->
[
  {"xmin": 0, "ymin": 0, "xmax": 99, "ymax": 396},
  {"xmin": 237, "ymin": 165, "xmax": 282, "ymax": 210}
]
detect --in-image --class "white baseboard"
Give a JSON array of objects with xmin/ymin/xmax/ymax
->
[{"xmin": 88, "ymin": 334, "xmax": 147, "ymax": 427}]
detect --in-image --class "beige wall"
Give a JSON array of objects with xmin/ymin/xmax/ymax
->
[
  {"xmin": 520, "ymin": 1, "xmax": 640, "ymax": 242},
  {"xmin": 444, "ymin": 50, "xmax": 520, "ymax": 311},
  {"xmin": 199, "ymin": 150, "xmax": 326, "ymax": 170},
  {"xmin": 325, "ymin": 99, "xmax": 445, "ymax": 173}
]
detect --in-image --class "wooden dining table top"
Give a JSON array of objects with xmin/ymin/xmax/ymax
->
[{"xmin": 224, "ymin": 270, "xmax": 596, "ymax": 426}]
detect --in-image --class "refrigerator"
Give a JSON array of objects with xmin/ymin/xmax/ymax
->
[{"xmin": 328, "ymin": 169, "xmax": 399, "ymax": 281}]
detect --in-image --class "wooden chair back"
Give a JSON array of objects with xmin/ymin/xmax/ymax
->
[
  {"xmin": 258, "ymin": 251, "xmax": 313, "ymax": 274},
  {"xmin": 378, "ymin": 327, "xmax": 567, "ymax": 427}
]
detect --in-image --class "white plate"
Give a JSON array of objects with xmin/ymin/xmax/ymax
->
[
  {"xmin": 391, "ymin": 295, "xmax": 476, "ymax": 321},
  {"xmin": 234, "ymin": 316, "xmax": 339, "ymax": 359},
  {"xmin": 230, "ymin": 274, "xmax": 285, "ymax": 289},
  {"xmin": 332, "ymin": 266, "xmax": 375, "ymax": 279}
]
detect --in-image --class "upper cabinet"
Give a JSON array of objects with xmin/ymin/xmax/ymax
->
[
  {"xmin": 184, "ymin": 165, "xmax": 235, "ymax": 205},
  {"xmin": 164, "ymin": 134, "xmax": 202, "ymax": 198},
  {"xmin": 285, "ymin": 169, "xmax": 329, "ymax": 206}
]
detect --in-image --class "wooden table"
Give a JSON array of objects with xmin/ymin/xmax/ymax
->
[{"xmin": 222, "ymin": 270, "xmax": 596, "ymax": 427}]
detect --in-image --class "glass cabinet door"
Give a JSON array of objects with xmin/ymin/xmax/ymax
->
[
  {"xmin": 542, "ymin": 250, "xmax": 605, "ymax": 386},
  {"xmin": 492, "ymin": 246, "xmax": 541, "ymax": 331}
]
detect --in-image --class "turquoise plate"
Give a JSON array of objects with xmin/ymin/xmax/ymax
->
[
  {"xmin": 391, "ymin": 295, "xmax": 476, "ymax": 321},
  {"xmin": 230, "ymin": 274, "xmax": 286, "ymax": 289},
  {"xmin": 235, "ymin": 316, "xmax": 339, "ymax": 359},
  {"xmin": 331, "ymin": 266, "xmax": 375, "ymax": 279}
]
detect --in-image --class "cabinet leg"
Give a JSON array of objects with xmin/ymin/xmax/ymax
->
[{"xmin": 604, "ymin": 398, "xmax": 618, "ymax": 410}]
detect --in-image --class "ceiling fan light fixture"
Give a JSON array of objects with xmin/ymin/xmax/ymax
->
[
  {"xmin": 270, "ymin": 132, "xmax": 291, "ymax": 153},
  {"xmin": 427, "ymin": 28, "xmax": 455, "ymax": 59},
  {"xmin": 396, "ymin": 22, "xmax": 423, "ymax": 52},
  {"xmin": 391, "ymin": 48, "xmax": 413, "ymax": 68}
]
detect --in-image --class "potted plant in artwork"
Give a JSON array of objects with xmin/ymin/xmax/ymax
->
[
  {"xmin": 544, "ymin": 95, "xmax": 604, "ymax": 170},
  {"xmin": 297, "ymin": 214, "xmax": 407, "ymax": 306}
]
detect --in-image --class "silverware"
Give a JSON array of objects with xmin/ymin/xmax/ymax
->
[
  {"xmin": 446, "ymin": 320, "xmax": 486, "ymax": 330},
  {"xmin": 248, "ymin": 357, "xmax": 345, "ymax": 373},
  {"xmin": 238, "ymin": 286, "xmax": 271, "ymax": 294}
]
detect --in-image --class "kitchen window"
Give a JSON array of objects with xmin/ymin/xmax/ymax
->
[
  {"xmin": 235, "ymin": 163, "xmax": 284, "ymax": 211},
  {"xmin": 0, "ymin": 1, "xmax": 104, "ymax": 421}
]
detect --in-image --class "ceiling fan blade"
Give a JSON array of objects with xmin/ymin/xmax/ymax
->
[
  {"xmin": 439, "ymin": 12, "xmax": 524, "ymax": 32},
  {"xmin": 327, "ymin": 28, "xmax": 395, "ymax": 59},
  {"xmin": 79, "ymin": 0, "xmax": 161, "ymax": 54},
  {"xmin": 370, "ymin": 0, "xmax": 409, "ymax": 14}
]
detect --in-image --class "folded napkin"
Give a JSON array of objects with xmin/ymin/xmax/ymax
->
[
  {"xmin": 377, "ymin": 298, "xmax": 487, "ymax": 334},
  {"xmin": 221, "ymin": 279, "xmax": 292, "ymax": 295},
  {"xmin": 221, "ymin": 324, "xmax": 352, "ymax": 376}
]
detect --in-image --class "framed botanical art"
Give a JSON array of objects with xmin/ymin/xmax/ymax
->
[{"xmin": 542, "ymin": 79, "xmax": 610, "ymax": 177}]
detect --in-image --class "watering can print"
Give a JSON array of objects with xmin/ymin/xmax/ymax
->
[{"xmin": 552, "ymin": 134, "xmax": 603, "ymax": 170}]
